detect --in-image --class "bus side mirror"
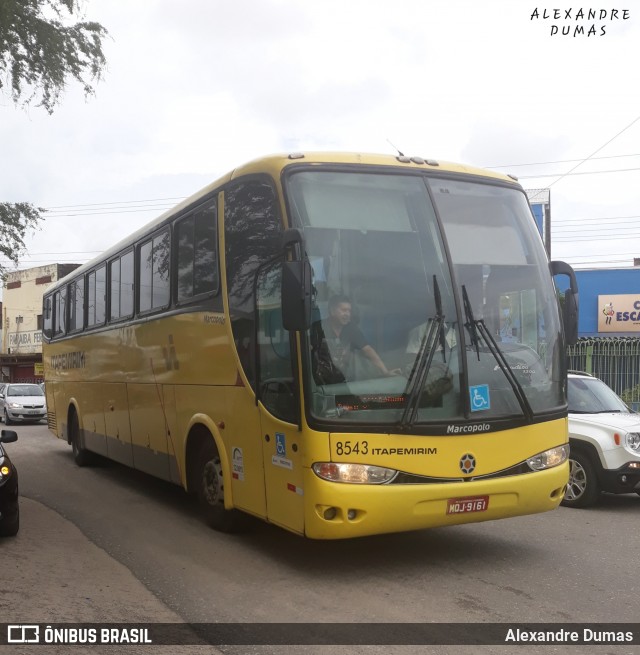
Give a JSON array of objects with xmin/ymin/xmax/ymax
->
[
  {"xmin": 550, "ymin": 260, "xmax": 579, "ymax": 346},
  {"xmin": 282, "ymin": 259, "xmax": 312, "ymax": 331},
  {"xmin": 562, "ymin": 288, "xmax": 579, "ymax": 345}
]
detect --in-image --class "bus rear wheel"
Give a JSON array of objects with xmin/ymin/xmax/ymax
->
[{"xmin": 195, "ymin": 441, "xmax": 245, "ymax": 533}]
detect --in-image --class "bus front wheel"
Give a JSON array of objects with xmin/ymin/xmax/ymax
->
[{"xmin": 195, "ymin": 441, "xmax": 245, "ymax": 533}]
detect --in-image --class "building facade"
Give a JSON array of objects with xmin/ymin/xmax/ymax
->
[
  {"xmin": 1, "ymin": 264, "xmax": 80, "ymax": 383},
  {"xmin": 574, "ymin": 268, "xmax": 640, "ymax": 338},
  {"xmin": 565, "ymin": 267, "xmax": 640, "ymax": 410}
]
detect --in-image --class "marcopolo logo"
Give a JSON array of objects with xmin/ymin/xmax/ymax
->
[
  {"xmin": 459, "ymin": 454, "xmax": 477, "ymax": 475},
  {"xmin": 447, "ymin": 423, "xmax": 491, "ymax": 434}
]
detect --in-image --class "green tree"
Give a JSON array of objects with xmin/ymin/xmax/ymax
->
[
  {"xmin": 0, "ymin": 203, "xmax": 42, "ymax": 280},
  {"xmin": 0, "ymin": 0, "xmax": 108, "ymax": 113},
  {"xmin": 0, "ymin": 0, "xmax": 108, "ymax": 277}
]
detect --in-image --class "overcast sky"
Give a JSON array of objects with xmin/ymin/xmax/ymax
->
[{"xmin": 2, "ymin": 0, "xmax": 640, "ymax": 292}]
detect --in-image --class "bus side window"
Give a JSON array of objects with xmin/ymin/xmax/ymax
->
[
  {"xmin": 176, "ymin": 203, "xmax": 218, "ymax": 304},
  {"xmin": 54, "ymin": 288, "xmax": 67, "ymax": 336},
  {"xmin": 43, "ymin": 295, "xmax": 53, "ymax": 339},
  {"xmin": 140, "ymin": 228, "xmax": 171, "ymax": 312},
  {"xmin": 87, "ymin": 266, "xmax": 107, "ymax": 327}
]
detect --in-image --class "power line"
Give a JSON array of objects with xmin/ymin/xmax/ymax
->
[
  {"xmin": 44, "ymin": 196, "xmax": 186, "ymax": 210},
  {"xmin": 554, "ymin": 234, "xmax": 640, "ymax": 242},
  {"xmin": 44, "ymin": 206, "xmax": 176, "ymax": 218},
  {"xmin": 22, "ymin": 152, "xmax": 640, "ymax": 216},
  {"xmin": 485, "ymin": 152, "xmax": 640, "ymax": 169},
  {"xmin": 553, "ymin": 225, "xmax": 640, "ymax": 234},
  {"xmin": 520, "ymin": 166, "xmax": 640, "ymax": 180},
  {"xmin": 562, "ymin": 258, "xmax": 640, "ymax": 264},
  {"xmin": 553, "ymin": 215, "xmax": 640, "ymax": 225},
  {"xmin": 526, "ymin": 114, "xmax": 640, "ymax": 201}
]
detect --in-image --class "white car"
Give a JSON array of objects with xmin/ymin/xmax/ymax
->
[
  {"xmin": 0, "ymin": 383, "xmax": 47, "ymax": 425},
  {"xmin": 563, "ymin": 371, "xmax": 640, "ymax": 507}
]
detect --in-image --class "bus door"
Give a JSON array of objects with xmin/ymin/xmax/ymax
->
[{"xmin": 255, "ymin": 262, "xmax": 305, "ymax": 534}]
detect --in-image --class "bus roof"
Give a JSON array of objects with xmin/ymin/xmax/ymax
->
[{"xmin": 49, "ymin": 152, "xmax": 519, "ymax": 288}]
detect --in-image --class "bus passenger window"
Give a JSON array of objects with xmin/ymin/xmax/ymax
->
[
  {"xmin": 176, "ymin": 203, "xmax": 218, "ymax": 303},
  {"xmin": 110, "ymin": 252, "xmax": 134, "ymax": 320},
  {"xmin": 87, "ymin": 266, "xmax": 106, "ymax": 327},
  {"xmin": 69, "ymin": 278, "xmax": 84, "ymax": 332},
  {"xmin": 43, "ymin": 296, "xmax": 53, "ymax": 339},
  {"xmin": 54, "ymin": 288, "xmax": 67, "ymax": 336},
  {"xmin": 140, "ymin": 229, "xmax": 170, "ymax": 312}
]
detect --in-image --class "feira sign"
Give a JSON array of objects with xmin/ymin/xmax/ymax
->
[{"xmin": 598, "ymin": 295, "xmax": 640, "ymax": 333}]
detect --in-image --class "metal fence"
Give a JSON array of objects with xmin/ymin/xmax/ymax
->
[{"xmin": 566, "ymin": 338, "xmax": 640, "ymax": 410}]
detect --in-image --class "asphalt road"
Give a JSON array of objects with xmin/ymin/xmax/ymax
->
[{"xmin": 2, "ymin": 423, "xmax": 639, "ymax": 655}]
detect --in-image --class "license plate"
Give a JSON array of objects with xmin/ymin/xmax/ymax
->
[{"xmin": 446, "ymin": 495, "xmax": 489, "ymax": 515}]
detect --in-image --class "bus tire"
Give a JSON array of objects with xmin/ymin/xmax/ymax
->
[
  {"xmin": 195, "ymin": 440, "xmax": 245, "ymax": 533},
  {"xmin": 69, "ymin": 410, "xmax": 94, "ymax": 467},
  {"xmin": 561, "ymin": 449, "xmax": 600, "ymax": 508}
]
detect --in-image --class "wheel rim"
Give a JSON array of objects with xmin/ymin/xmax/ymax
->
[
  {"xmin": 202, "ymin": 457, "xmax": 224, "ymax": 506},
  {"xmin": 565, "ymin": 458, "xmax": 587, "ymax": 501}
]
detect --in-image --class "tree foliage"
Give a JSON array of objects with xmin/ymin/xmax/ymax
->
[
  {"xmin": 0, "ymin": 1, "xmax": 108, "ymax": 276},
  {"xmin": 0, "ymin": 0, "xmax": 108, "ymax": 114},
  {"xmin": 0, "ymin": 202, "xmax": 43, "ymax": 279}
]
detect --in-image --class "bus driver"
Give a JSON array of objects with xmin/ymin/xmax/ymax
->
[{"xmin": 310, "ymin": 295, "xmax": 401, "ymax": 385}]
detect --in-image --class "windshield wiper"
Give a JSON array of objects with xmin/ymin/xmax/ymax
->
[
  {"xmin": 461, "ymin": 284, "xmax": 533, "ymax": 422},
  {"xmin": 462, "ymin": 285, "xmax": 480, "ymax": 361},
  {"xmin": 399, "ymin": 276, "xmax": 445, "ymax": 430}
]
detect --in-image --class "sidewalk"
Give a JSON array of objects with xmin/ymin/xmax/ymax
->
[{"xmin": 0, "ymin": 498, "xmax": 221, "ymax": 654}]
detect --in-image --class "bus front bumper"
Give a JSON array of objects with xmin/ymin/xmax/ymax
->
[{"xmin": 303, "ymin": 462, "xmax": 569, "ymax": 539}]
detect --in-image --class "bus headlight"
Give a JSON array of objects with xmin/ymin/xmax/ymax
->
[
  {"xmin": 312, "ymin": 462, "xmax": 398, "ymax": 484},
  {"xmin": 624, "ymin": 432, "xmax": 640, "ymax": 452},
  {"xmin": 526, "ymin": 444, "xmax": 569, "ymax": 471}
]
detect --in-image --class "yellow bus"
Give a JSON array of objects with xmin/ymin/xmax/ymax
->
[{"xmin": 42, "ymin": 152, "xmax": 578, "ymax": 539}]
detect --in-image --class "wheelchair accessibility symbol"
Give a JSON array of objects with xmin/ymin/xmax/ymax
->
[
  {"xmin": 470, "ymin": 385, "xmax": 490, "ymax": 412},
  {"xmin": 276, "ymin": 432, "xmax": 286, "ymax": 457}
]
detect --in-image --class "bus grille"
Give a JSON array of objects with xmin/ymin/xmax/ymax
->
[{"xmin": 47, "ymin": 412, "xmax": 57, "ymax": 431}]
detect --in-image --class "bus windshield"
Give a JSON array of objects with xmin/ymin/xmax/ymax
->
[{"xmin": 285, "ymin": 169, "xmax": 564, "ymax": 427}]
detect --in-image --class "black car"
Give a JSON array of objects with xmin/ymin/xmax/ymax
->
[{"xmin": 0, "ymin": 429, "xmax": 19, "ymax": 536}]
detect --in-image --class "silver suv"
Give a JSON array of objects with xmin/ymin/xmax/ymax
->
[
  {"xmin": 0, "ymin": 383, "xmax": 47, "ymax": 425},
  {"xmin": 563, "ymin": 371, "xmax": 640, "ymax": 507}
]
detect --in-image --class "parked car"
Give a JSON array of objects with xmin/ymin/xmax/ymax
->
[
  {"xmin": 563, "ymin": 371, "xmax": 640, "ymax": 507},
  {"xmin": 0, "ymin": 383, "xmax": 47, "ymax": 425},
  {"xmin": 0, "ymin": 429, "xmax": 19, "ymax": 536}
]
